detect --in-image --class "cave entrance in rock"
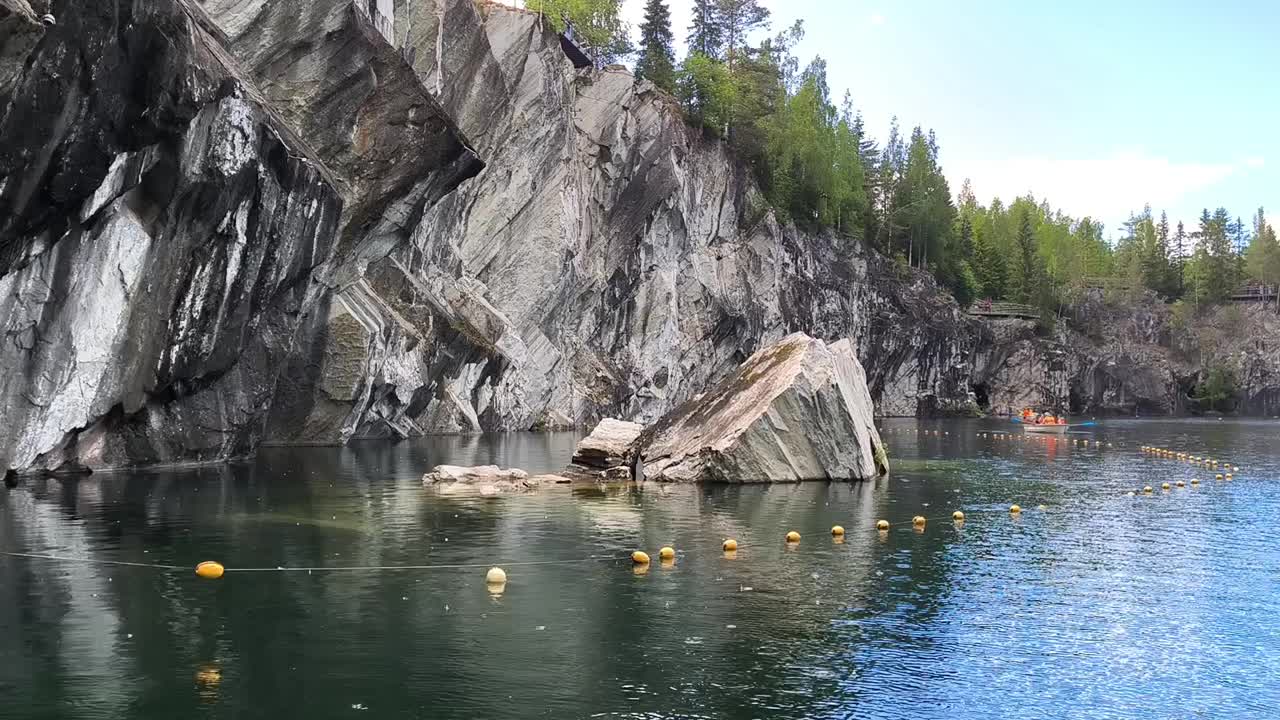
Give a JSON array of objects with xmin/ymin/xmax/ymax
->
[
  {"xmin": 971, "ymin": 383, "xmax": 990, "ymax": 411},
  {"xmin": 1068, "ymin": 388, "xmax": 1084, "ymax": 415}
]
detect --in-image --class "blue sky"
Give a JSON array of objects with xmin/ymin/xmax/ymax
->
[{"xmin": 617, "ymin": 0, "xmax": 1278, "ymax": 237}]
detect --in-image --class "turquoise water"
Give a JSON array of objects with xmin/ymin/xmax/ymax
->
[{"xmin": 1, "ymin": 420, "xmax": 1278, "ymax": 718}]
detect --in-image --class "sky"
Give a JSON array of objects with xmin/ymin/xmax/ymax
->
[{"xmin": 617, "ymin": 0, "xmax": 1279, "ymax": 237}]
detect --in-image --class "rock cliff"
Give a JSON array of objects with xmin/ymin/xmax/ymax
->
[
  {"xmin": 970, "ymin": 295, "xmax": 1279, "ymax": 417},
  {"xmin": 263, "ymin": 0, "xmax": 982, "ymax": 442},
  {"xmin": 24, "ymin": 0, "xmax": 1230, "ymax": 476},
  {"xmin": 0, "ymin": 0, "xmax": 476, "ymax": 474}
]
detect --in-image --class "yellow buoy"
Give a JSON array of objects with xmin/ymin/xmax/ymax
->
[
  {"xmin": 1191, "ymin": 478, "xmax": 1200, "ymax": 484},
  {"xmin": 659, "ymin": 546, "xmax": 675, "ymax": 560},
  {"xmin": 194, "ymin": 664, "xmax": 222, "ymax": 688},
  {"xmin": 1143, "ymin": 486, "xmax": 1153, "ymax": 493},
  {"xmin": 195, "ymin": 561, "xmax": 225, "ymax": 580},
  {"xmin": 722, "ymin": 538, "xmax": 738, "ymax": 552},
  {"xmin": 831, "ymin": 525, "xmax": 845, "ymax": 536},
  {"xmin": 632, "ymin": 550, "xmax": 651, "ymax": 565},
  {"xmin": 785, "ymin": 531, "xmax": 801, "ymax": 543},
  {"xmin": 912, "ymin": 515, "xmax": 926, "ymax": 527},
  {"xmin": 952, "ymin": 511, "xmax": 965, "ymax": 521},
  {"xmin": 1215, "ymin": 474, "xmax": 1224, "ymax": 480},
  {"xmin": 1175, "ymin": 480, "xmax": 1185, "ymax": 487},
  {"xmin": 876, "ymin": 519, "xmax": 890, "ymax": 531},
  {"xmin": 1161, "ymin": 482, "xmax": 1170, "ymax": 490},
  {"xmin": 485, "ymin": 567, "xmax": 507, "ymax": 584},
  {"xmin": 1009, "ymin": 504, "xmax": 1022, "ymax": 514}
]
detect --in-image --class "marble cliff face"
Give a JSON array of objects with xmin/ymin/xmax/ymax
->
[{"xmin": 2, "ymin": 0, "xmax": 1267, "ymax": 475}]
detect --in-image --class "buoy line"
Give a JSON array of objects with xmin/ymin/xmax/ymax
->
[
  {"xmin": 215, "ymin": 556, "xmax": 625, "ymax": 573},
  {"xmin": 0, "ymin": 551, "xmax": 187, "ymax": 571},
  {"xmin": 18, "ymin": 497, "xmax": 1220, "ymax": 583},
  {"xmin": 0, "ymin": 551, "xmax": 622, "ymax": 574}
]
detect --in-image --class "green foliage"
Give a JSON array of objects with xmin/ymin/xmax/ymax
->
[
  {"xmin": 761, "ymin": 60, "xmax": 866, "ymax": 232},
  {"xmin": 1009, "ymin": 206, "xmax": 1044, "ymax": 304},
  {"xmin": 1246, "ymin": 207, "xmax": 1280, "ymax": 287},
  {"xmin": 657, "ymin": 3, "xmax": 1256, "ymax": 316},
  {"xmin": 1194, "ymin": 364, "xmax": 1238, "ymax": 412},
  {"xmin": 891, "ymin": 253, "xmax": 912, "ymax": 281},
  {"xmin": 539, "ymin": 0, "xmax": 632, "ymax": 66},
  {"xmin": 1169, "ymin": 299, "xmax": 1194, "ymax": 333},
  {"xmin": 716, "ymin": 0, "xmax": 770, "ymax": 65},
  {"xmin": 1113, "ymin": 207, "xmax": 1181, "ymax": 299},
  {"xmin": 687, "ymin": 0, "xmax": 723, "ymax": 58},
  {"xmin": 634, "ymin": 0, "xmax": 676, "ymax": 92},
  {"xmin": 677, "ymin": 52, "xmax": 734, "ymax": 133},
  {"xmin": 970, "ymin": 220, "xmax": 1007, "ymax": 300},
  {"xmin": 1185, "ymin": 208, "xmax": 1243, "ymax": 304}
]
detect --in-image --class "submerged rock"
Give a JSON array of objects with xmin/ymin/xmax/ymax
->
[
  {"xmin": 422, "ymin": 464, "xmax": 539, "ymax": 494},
  {"xmin": 631, "ymin": 333, "xmax": 888, "ymax": 483},
  {"xmin": 422, "ymin": 464, "xmax": 529, "ymax": 484}
]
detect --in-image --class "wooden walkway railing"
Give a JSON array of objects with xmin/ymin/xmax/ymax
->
[
  {"xmin": 967, "ymin": 302, "xmax": 1040, "ymax": 320},
  {"xmin": 1231, "ymin": 284, "xmax": 1278, "ymax": 302}
]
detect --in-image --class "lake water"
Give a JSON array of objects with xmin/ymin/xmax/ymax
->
[{"xmin": 2, "ymin": 420, "xmax": 1278, "ymax": 719}]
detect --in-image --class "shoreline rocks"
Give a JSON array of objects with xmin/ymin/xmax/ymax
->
[
  {"xmin": 569, "ymin": 418, "xmax": 643, "ymax": 471},
  {"xmin": 421, "ymin": 464, "xmax": 546, "ymax": 494}
]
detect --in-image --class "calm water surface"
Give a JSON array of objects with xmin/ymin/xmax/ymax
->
[{"xmin": 2, "ymin": 420, "xmax": 1278, "ymax": 719}]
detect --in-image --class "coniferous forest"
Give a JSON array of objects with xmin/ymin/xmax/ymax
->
[{"xmin": 540, "ymin": 0, "xmax": 1280, "ymax": 314}]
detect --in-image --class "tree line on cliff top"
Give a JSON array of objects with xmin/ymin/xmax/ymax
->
[{"xmin": 539, "ymin": 0, "xmax": 1280, "ymax": 314}]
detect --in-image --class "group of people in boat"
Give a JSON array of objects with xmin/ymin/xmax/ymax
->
[{"xmin": 1021, "ymin": 408, "xmax": 1068, "ymax": 425}]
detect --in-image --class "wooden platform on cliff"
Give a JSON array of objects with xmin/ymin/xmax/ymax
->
[
  {"xmin": 1231, "ymin": 284, "xmax": 1278, "ymax": 302},
  {"xmin": 967, "ymin": 302, "xmax": 1040, "ymax": 320}
]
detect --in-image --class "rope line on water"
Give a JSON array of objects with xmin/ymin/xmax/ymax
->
[
  {"xmin": 0, "ymin": 551, "xmax": 187, "ymax": 571},
  {"xmin": 3, "ymin": 441, "xmax": 1247, "ymax": 578},
  {"xmin": 0, "ymin": 551, "xmax": 624, "ymax": 574},
  {"xmin": 221, "ymin": 556, "xmax": 621, "ymax": 573}
]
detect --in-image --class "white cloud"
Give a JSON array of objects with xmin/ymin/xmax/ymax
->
[
  {"xmin": 952, "ymin": 151, "xmax": 1248, "ymax": 231},
  {"xmin": 869, "ymin": 12, "xmax": 885, "ymax": 25},
  {"xmin": 1244, "ymin": 156, "xmax": 1266, "ymax": 168}
]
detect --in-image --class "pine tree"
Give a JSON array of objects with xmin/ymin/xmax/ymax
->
[
  {"xmin": 1172, "ymin": 220, "xmax": 1188, "ymax": 296},
  {"xmin": 1246, "ymin": 207, "xmax": 1280, "ymax": 306},
  {"xmin": 850, "ymin": 109, "xmax": 880, "ymax": 244},
  {"xmin": 875, "ymin": 117, "xmax": 904, "ymax": 252},
  {"xmin": 688, "ymin": 0, "xmax": 723, "ymax": 58},
  {"xmin": 958, "ymin": 212, "xmax": 975, "ymax": 258},
  {"xmin": 1011, "ymin": 207, "xmax": 1041, "ymax": 304},
  {"xmin": 972, "ymin": 226, "xmax": 1007, "ymax": 299},
  {"xmin": 1187, "ymin": 208, "xmax": 1241, "ymax": 303},
  {"xmin": 716, "ymin": 0, "xmax": 769, "ymax": 70},
  {"xmin": 634, "ymin": 0, "xmax": 676, "ymax": 92}
]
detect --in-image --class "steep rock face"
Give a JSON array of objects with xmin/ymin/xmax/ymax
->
[
  {"xmin": 281, "ymin": 0, "xmax": 982, "ymax": 442},
  {"xmin": 973, "ymin": 298, "xmax": 1279, "ymax": 417},
  {"xmin": 193, "ymin": 0, "xmax": 485, "ymax": 444},
  {"xmin": 0, "ymin": 0, "xmax": 476, "ymax": 473}
]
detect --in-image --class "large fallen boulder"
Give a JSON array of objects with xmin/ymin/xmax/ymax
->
[
  {"xmin": 570, "ymin": 418, "xmax": 644, "ymax": 469},
  {"xmin": 630, "ymin": 333, "xmax": 888, "ymax": 482}
]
